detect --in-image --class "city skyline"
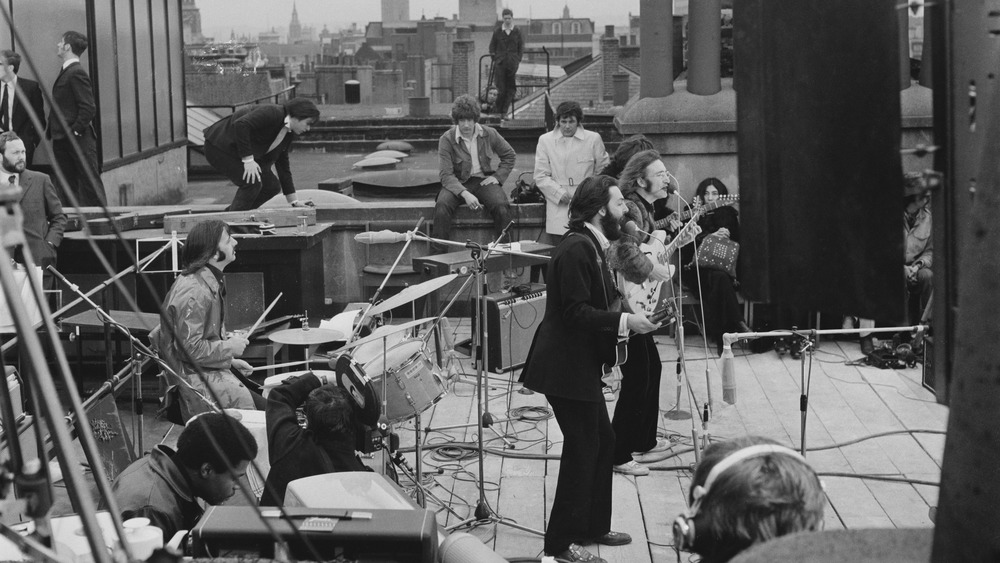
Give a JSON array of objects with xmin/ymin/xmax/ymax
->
[{"xmin": 198, "ymin": 0, "xmax": 643, "ymax": 41}]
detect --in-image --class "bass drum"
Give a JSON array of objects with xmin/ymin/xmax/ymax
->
[{"xmin": 362, "ymin": 339, "xmax": 446, "ymax": 422}]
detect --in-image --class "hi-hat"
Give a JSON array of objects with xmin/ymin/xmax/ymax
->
[
  {"xmin": 367, "ymin": 273, "xmax": 458, "ymax": 316},
  {"xmin": 269, "ymin": 327, "xmax": 344, "ymax": 346},
  {"xmin": 333, "ymin": 317, "xmax": 436, "ymax": 353}
]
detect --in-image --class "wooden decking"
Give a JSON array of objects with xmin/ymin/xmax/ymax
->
[{"xmin": 388, "ymin": 330, "xmax": 947, "ymax": 562}]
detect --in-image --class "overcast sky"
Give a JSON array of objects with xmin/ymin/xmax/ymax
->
[{"xmin": 198, "ymin": 0, "xmax": 645, "ymax": 41}]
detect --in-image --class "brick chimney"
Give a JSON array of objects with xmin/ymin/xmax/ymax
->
[
  {"xmin": 688, "ymin": 0, "xmax": 721, "ymax": 95},
  {"xmin": 601, "ymin": 25, "xmax": 620, "ymax": 101},
  {"xmin": 452, "ymin": 26, "xmax": 474, "ymax": 97}
]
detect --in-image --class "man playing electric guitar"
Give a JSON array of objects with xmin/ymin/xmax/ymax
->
[{"xmin": 608, "ymin": 150, "xmax": 700, "ymax": 476}]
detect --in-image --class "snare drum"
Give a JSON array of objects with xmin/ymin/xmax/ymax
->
[
  {"xmin": 363, "ymin": 339, "xmax": 446, "ymax": 422},
  {"xmin": 352, "ymin": 324, "xmax": 408, "ymax": 365}
]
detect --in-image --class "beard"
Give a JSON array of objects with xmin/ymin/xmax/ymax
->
[
  {"xmin": 601, "ymin": 210, "xmax": 624, "ymax": 241},
  {"xmin": 2, "ymin": 155, "xmax": 24, "ymax": 174}
]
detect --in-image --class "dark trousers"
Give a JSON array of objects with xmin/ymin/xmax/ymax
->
[
  {"xmin": 51, "ymin": 130, "xmax": 107, "ymax": 207},
  {"xmin": 685, "ymin": 268, "xmax": 743, "ymax": 354},
  {"xmin": 495, "ymin": 61, "xmax": 518, "ymax": 116},
  {"xmin": 908, "ymin": 267, "xmax": 933, "ymax": 323},
  {"xmin": 204, "ymin": 143, "xmax": 282, "ymax": 211},
  {"xmin": 611, "ymin": 334, "xmax": 662, "ymax": 465},
  {"xmin": 431, "ymin": 178, "xmax": 510, "ymax": 251},
  {"xmin": 544, "ymin": 394, "xmax": 614, "ymax": 554}
]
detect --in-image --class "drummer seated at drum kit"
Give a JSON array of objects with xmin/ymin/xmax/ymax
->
[{"xmin": 259, "ymin": 370, "xmax": 375, "ymax": 507}]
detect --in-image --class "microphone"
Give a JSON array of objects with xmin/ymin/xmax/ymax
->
[
  {"xmin": 623, "ymin": 220, "xmax": 652, "ymax": 239},
  {"xmin": 354, "ymin": 230, "xmax": 409, "ymax": 244},
  {"xmin": 721, "ymin": 339, "xmax": 737, "ymax": 404}
]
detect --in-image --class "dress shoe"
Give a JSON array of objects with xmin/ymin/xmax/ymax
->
[
  {"xmin": 592, "ymin": 531, "xmax": 632, "ymax": 546},
  {"xmin": 548, "ymin": 543, "xmax": 607, "ymax": 563},
  {"xmin": 860, "ymin": 335, "xmax": 875, "ymax": 356},
  {"xmin": 633, "ymin": 437, "xmax": 671, "ymax": 456},
  {"xmin": 613, "ymin": 460, "xmax": 650, "ymax": 476}
]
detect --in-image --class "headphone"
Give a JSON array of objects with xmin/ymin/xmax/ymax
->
[{"xmin": 672, "ymin": 444, "xmax": 812, "ymax": 553}]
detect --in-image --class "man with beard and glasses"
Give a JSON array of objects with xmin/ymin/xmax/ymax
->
[
  {"xmin": 0, "ymin": 131, "xmax": 65, "ymax": 276},
  {"xmin": 520, "ymin": 175, "xmax": 661, "ymax": 563}
]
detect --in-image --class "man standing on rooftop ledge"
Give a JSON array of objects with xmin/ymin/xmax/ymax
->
[
  {"xmin": 203, "ymin": 97, "xmax": 319, "ymax": 211},
  {"xmin": 489, "ymin": 8, "xmax": 524, "ymax": 119}
]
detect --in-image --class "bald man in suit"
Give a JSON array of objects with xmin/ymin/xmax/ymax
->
[{"xmin": 0, "ymin": 51, "xmax": 45, "ymax": 168}]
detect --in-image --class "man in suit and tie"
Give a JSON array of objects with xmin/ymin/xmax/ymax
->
[
  {"xmin": 50, "ymin": 30, "xmax": 106, "ymax": 207},
  {"xmin": 203, "ymin": 97, "xmax": 319, "ymax": 211},
  {"xmin": 0, "ymin": 51, "xmax": 45, "ymax": 168},
  {"xmin": 0, "ymin": 131, "xmax": 66, "ymax": 274},
  {"xmin": 520, "ymin": 174, "xmax": 660, "ymax": 563}
]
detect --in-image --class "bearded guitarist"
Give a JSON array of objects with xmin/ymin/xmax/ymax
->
[{"xmin": 608, "ymin": 150, "xmax": 700, "ymax": 476}]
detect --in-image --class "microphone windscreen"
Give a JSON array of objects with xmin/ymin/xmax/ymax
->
[
  {"xmin": 623, "ymin": 221, "xmax": 639, "ymax": 237},
  {"xmin": 354, "ymin": 230, "xmax": 406, "ymax": 244},
  {"xmin": 440, "ymin": 532, "xmax": 507, "ymax": 563},
  {"xmin": 721, "ymin": 344, "xmax": 737, "ymax": 405}
]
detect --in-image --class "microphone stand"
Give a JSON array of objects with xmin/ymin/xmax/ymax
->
[
  {"xmin": 398, "ymin": 224, "xmax": 544, "ymax": 536},
  {"xmin": 720, "ymin": 324, "xmax": 929, "ymax": 457}
]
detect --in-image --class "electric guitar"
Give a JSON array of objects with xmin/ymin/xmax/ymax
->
[
  {"xmin": 650, "ymin": 195, "xmax": 739, "ymax": 231},
  {"xmin": 602, "ymin": 304, "xmax": 676, "ymax": 376},
  {"xmin": 618, "ymin": 210, "xmax": 706, "ymax": 317}
]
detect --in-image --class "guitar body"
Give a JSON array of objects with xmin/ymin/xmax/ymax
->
[{"xmin": 619, "ymin": 237, "xmax": 676, "ymax": 316}]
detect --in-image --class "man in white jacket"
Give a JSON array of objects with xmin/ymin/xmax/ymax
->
[{"xmin": 533, "ymin": 101, "xmax": 609, "ymax": 244}]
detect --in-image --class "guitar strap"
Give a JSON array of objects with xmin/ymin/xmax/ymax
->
[{"xmin": 568, "ymin": 231, "xmax": 623, "ymax": 312}]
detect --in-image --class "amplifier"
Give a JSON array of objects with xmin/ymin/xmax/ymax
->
[
  {"xmin": 190, "ymin": 506, "xmax": 438, "ymax": 562},
  {"xmin": 473, "ymin": 284, "xmax": 546, "ymax": 372}
]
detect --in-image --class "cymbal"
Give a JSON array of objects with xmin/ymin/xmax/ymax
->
[
  {"xmin": 268, "ymin": 327, "xmax": 344, "ymax": 346},
  {"xmin": 367, "ymin": 273, "xmax": 459, "ymax": 316},
  {"xmin": 333, "ymin": 317, "xmax": 436, "ymax": 353}
]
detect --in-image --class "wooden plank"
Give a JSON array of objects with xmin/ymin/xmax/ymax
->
[
  {"xmin": 822, "ymin": 475, "xmax": 894, "ymax": 528},
  {"xmin": 641, "ymin": 470, "xmax": 687, "ymax": 563},
  {"xmin": 865, "ymin": 479, "xmax": 934, "ymax": 527},
  {"xmin": 601, "ymin": 473, "xmax": 651, "ymax": 563},
  {"xmin": 493, "ymin": 475, "xmax": 545, "ymax": 558}
]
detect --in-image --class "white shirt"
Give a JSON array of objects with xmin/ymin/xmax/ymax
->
[
  {"xmin": 534, "ymin": 126, "xmax": 610, "ymax": 235},
  {"xmin": 455, "ymin": 123, "xmax": 484, "ymax": 178},
  {"xmin": 62, "ymin": 57, "xmax": 80, "ymax": 70},
  {"xmin": 583, "ymin": 222, "xmax": 630, "ymax": 337}
]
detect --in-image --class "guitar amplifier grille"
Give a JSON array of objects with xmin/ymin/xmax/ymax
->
[{"xmin": 473, "ymin": 284, "xmax": 546, "ymax": 372}]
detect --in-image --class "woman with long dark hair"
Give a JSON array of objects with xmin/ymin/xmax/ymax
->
[{"xmin": 685, "ymin": 178, "xmax": 750, "ymax": 355}]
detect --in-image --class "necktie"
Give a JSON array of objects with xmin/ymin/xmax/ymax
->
[{"xmin": 0, "ymin": 84, "xmax": 8, "ymax": 132}]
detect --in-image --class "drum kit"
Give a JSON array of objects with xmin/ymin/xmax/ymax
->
[{"xmin": 263, "ymin": 275, "xmax": 459, "ymax": 503}]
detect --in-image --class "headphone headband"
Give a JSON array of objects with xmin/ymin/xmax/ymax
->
[{"xmin": 689, "ymin": 444, "xmax": 808, "ymax": 517}]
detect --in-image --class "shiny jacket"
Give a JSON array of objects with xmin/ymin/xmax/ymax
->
[
  {"xmin": 151, "ymin": 267, "xmax": 255, "ymax": 422},
  {"xmin": 438, "ymin": 124, "xmax": 516, "ymax": 196}
]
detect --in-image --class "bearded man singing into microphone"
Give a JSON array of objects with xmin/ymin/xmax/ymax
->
[
  {"xmin": 608, "ymin": 150, "xmax": 699, "ymax": 476},
  {"xmin": 521, "ymin": 175, "xmax": 660, "ymax": 563},
  {"xmin": 151, "ymin": 220, "xmax": 265, "ymax": 423}
]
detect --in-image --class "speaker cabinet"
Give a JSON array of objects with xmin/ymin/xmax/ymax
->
[
  {"xmin": 735, "ymin": 0, "xmax": 905, "ymax": 321},
  {"xmin": 472, "ymin": 284, "xmax": 546, "ymax": 373}
]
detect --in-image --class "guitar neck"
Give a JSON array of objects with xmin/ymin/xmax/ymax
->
[{"xmin": 651, "ymin": 197, "xmax": 738, "ymax": 231}]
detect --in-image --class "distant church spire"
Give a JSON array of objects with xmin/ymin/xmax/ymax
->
[
  {"xmin": 563, "ymin": 3, "xmax": 570, "ymax": 19},
  {"xmin": 288, "ymin": 1, "xmax": 302, "ymax": 43}
]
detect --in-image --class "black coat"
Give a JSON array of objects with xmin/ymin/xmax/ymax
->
[
  {"xmin": 203, "ymin": 104, "xmax": 296, "ymax": 195},
  {"xmin": 48, "ymin": 62, "xmax": 96, "ymax": 140},
  {"xmin": 521, "ymin": 227, "xmax": 621, "ymax": 402},
  {"xmin": 10, "ymin": 77, "xmax": 45, "ymax": 162},
  {"xmin": 259, "ymin": 374, "xmax": 368, "ymax": 506}
]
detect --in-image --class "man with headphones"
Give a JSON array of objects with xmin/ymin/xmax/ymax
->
[
  {"xmin": 672, "ymin": 436, "xmax": 825, "ymax": 562},
  {"xmin": 152, "ymin": 220, "xmax": 264, "ymax": 423}
]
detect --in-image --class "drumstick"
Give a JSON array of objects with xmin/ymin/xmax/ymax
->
[
  {"xmin": 250, "ymin": 359, "xmax": 312, "ymax": 373},
  {"xmin": 247, "ymin": 292, "xmax": 283, "ymax": 337}
]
